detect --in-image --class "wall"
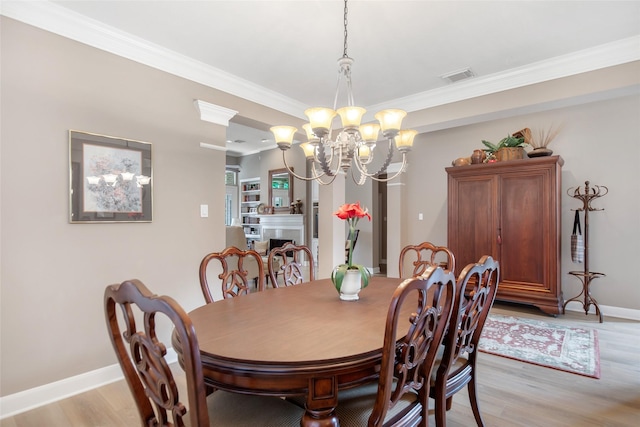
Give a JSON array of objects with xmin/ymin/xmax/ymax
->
[
  {"xmin": 404, "ymin": 94, "xmax": 640, "ymax": 311},
  {"xmin": 0, "ymin": 17, "xmax": 296, "ymax": 397}
]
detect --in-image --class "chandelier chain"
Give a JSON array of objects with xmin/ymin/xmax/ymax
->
[{"xmin": 343, "ymin": 0, "xmax": 348, "ymax": 58}]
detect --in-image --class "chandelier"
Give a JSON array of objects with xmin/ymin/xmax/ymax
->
[{"xmin": 269, "ymin": 0, "xmax": 416, "ymax": 186}]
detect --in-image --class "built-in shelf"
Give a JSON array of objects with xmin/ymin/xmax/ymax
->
[{"xmin": 240, "ymin": 177, "xmax": 262, "ymax": 245}]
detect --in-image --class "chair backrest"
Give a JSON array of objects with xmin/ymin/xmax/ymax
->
[
  {"xmin": 398, "ymin": 241, "xmax": 456, "ymax": 278},
  {"xmin": 105, "ymin": 279, "xmax": 210, "ymax": 426},
  {"xmin": 369, "ymin": 266, "xmax": 456, "ymax": 426},
  {"xmin": 268, "ymin": 242, "xmax": 315, "ymax": 287},
  {"xmin": 436, "ymin": 255, "xmax": 500, "ymax": 384},
  {"xmin": 199, "ymin": 246, "xmax": 265, "ymax": 302}
]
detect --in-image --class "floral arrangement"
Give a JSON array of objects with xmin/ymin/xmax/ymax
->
[{"xmin": 332, "ymin": 202, "xmax": 372, "ymax": 292}]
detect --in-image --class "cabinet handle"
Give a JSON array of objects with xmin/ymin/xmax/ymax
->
[{"xmin": 497, "ymin": 229, "xmax": 502, "ymax": 245}]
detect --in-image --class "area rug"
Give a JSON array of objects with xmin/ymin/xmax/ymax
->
[{"xmin": 479, "ymin": 314, "xmax": 600, "ymax": 379}]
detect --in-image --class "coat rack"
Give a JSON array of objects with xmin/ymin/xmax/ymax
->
[{"xmin": 562, "ymin": 181, "xmax": 608, "ymax": 322}]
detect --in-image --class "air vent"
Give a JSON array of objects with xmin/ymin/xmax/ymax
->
[{"xmin": 440, "ymin": 68, "xmax": 475, "ymax": 83}]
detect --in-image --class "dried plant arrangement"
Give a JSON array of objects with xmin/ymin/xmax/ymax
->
[{"xmin": 529, "ymin": 124, "xmax": 561, "ymax": 149}]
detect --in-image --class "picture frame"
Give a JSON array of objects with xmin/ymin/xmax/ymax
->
[{"xmin": 69, "ymin": 130, "xmax": 153, "ymax": 223}]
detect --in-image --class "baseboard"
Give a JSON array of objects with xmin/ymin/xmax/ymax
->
[
  {"xmin": 0, "ymin": 350, "xmax": 177, "ymax": 419},
  {"xmin": 1, "ymin": 301, "xmax": 638, "ymax": 418},
  {"xmin": 564, "ymin": 302, "xmax": 640, "ymax": 321}
]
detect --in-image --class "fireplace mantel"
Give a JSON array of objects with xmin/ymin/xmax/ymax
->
[{"xmin": 258, "ymin": 214, "xmax": 305, "ymax": 245}]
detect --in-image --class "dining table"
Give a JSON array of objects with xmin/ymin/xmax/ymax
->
[{"xmin": 179, "ymin": 276, "xmax": 407, "ymax": 427}]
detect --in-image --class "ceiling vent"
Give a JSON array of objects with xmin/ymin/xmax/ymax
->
[{"xmin": 440, "ymin": 68, "xmax": 475, "ymax": 83}]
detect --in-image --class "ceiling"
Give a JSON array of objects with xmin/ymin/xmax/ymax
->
[{"xmin": 6, "ymin": 1, "xmax": 640, "ymax": 156}]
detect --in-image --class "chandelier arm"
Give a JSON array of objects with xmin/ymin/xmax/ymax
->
[
  {"xmin": 281, "ymin": 151, "xmax": 325, "ymax": 182},
  {"xmin": 315, "ymin": 172, "xmax": 339, "ymax": 186},
  {"xmin": 317, "ymin": 139, "xmax": 340, "ymax": 177},
  {"xmin": 372, "ymin": 138, "xmax": 395, "ymax": 175},
  {"xmin": 349, "ymin": 167, "xmax": 368, "ymax": 186},
  {"xmin": 352, "ymin": 138, "xmax": 395, "ymax": 179},
  {"xmin": 368, "ymin": 155, "xmax": 408, "ymax": 182}
]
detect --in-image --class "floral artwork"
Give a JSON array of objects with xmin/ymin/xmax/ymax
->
[
  {"xmin": 70, "ymin": 130, "xmax": 152, "ymax": 223},
  {"xmin": 83, "ymin": 144, "xmax": 143, "ymax": 213}
]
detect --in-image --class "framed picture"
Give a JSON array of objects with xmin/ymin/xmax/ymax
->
[{"xmin": 69, "ymin": 130, "xmax": 153, "ymax": 223}]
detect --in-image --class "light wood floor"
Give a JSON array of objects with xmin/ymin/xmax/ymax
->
[{"xmin": 2, "ymin": 302, "xmax": 638, "ymax": 426}]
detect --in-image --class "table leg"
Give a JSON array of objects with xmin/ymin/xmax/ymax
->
[
  {"xmin": 301, "ymin": 408, "xmax": 339, "ymax": 427},
  {"xmin": 302, "ymin": 377, "xmax": 340, "ymax": 427}
]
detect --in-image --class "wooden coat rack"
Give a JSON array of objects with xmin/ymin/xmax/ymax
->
[{"xmin": 562, "ymin": 181, "xmax": 608, "ymax": 322}]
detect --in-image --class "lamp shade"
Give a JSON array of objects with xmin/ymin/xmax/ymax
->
[
  {"xmin": 300, "ymin": 142, "xmax": 316, "ymax": 159},
  {"xmin": 270, "ymin": 126, "xmax": 298, "ymax": 149},
  {"xmin": 304, "ymin": 107, "xmax": 336, "ymax": 136},
  {"xmin": 394, "ymin": 129, "xmax": 417, "ymax": 152},
  {"xmin": 336, "ymin": 106, "xmax": 366, "ymax": 129},
  {"xmin": 374, "ymin": 109, "xmax": 407, "ymax": 137},
  {"xmin": 358, "ymin": 123, "xmax": 380, "ymax": 143},
  {"xmin": 358, "ymin": 144, "xmax": 371, "ymax": 160},
  {"xmin": 302, "ymin": 123, "xmax": 319, "ymax": 143}
]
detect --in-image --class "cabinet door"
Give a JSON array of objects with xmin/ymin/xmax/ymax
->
[
  {"xmin": 499, "ymin": 172, "xmax": 547, "ymax": 287},
  {"xmin": 447, "ymin": 174, "xmax": 498, "ymax": 276}
]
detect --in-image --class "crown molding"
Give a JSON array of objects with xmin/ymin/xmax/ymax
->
[
  {"xmin": 194, "ymin": 100, "xmax": 237, "ymax": 126},
  {"xmin": 371, "ymin": 36, "xmax": 640, "ymax": 114},
  {"xmin": 199, "ymin": 142, "xmax": 227, "ymax": 152},
  {"xmin": 0, "ymin": 1, "xmax": 308, "ymax": 119},
  {"xmin": 3, "ymin": 1, "xmax": 638, "ymax": 120}
]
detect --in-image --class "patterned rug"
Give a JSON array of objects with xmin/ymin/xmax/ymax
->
[{"xmin": 479, "ymin": 314, "xmax": 600, "ymax": 379}]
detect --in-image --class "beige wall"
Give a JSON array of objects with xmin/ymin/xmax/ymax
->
[
  {"xmin": 0, "ymin": 17, "xmax": 295, "ymax": 396},
  {"xmin": 1, "ymin": 16, "xmax": 639, "ymax": 401}
]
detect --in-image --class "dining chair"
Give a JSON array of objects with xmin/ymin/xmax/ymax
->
[
  {"xmin": 199, "ymin": 246, "xmax": 265, "ymax": 303},
  {"xmin": 104, "ymin": 279, "xmax": 304, "ymax": 427},
  {"xmin": 399, "ymin": 241, "xmax": 456, "ymax": 278},
  {"xmin": 430, "ymin": 255, "xmax": 500, "ymax": 427},
  {"xmin": 334, "ymin": 266, "xmax": 456, "ymax": 427},
  {"xmin": 268, "ymin": 242, "xmax": 315, "ymax": 287}
]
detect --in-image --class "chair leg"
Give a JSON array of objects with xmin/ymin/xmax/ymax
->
[
  {"xmin": 467, "ymin": 375, "xmax": 485, "ymax": 427},
  {"xmin": 434, "ymin": 395, "xmax": 448, "ymax": 427},
  {"xmin": 446, "ymin": 396, "xmax": 453, "ymax": 411}
]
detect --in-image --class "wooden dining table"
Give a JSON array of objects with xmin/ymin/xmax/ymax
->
[{"xmin": 181, "ymin": 276, "xmax": 406, "ymax": 427}]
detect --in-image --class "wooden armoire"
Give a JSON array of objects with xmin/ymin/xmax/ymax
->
[{"xmin": 446, "ymin": 155, "xmax": 564, "ymax": 315}]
